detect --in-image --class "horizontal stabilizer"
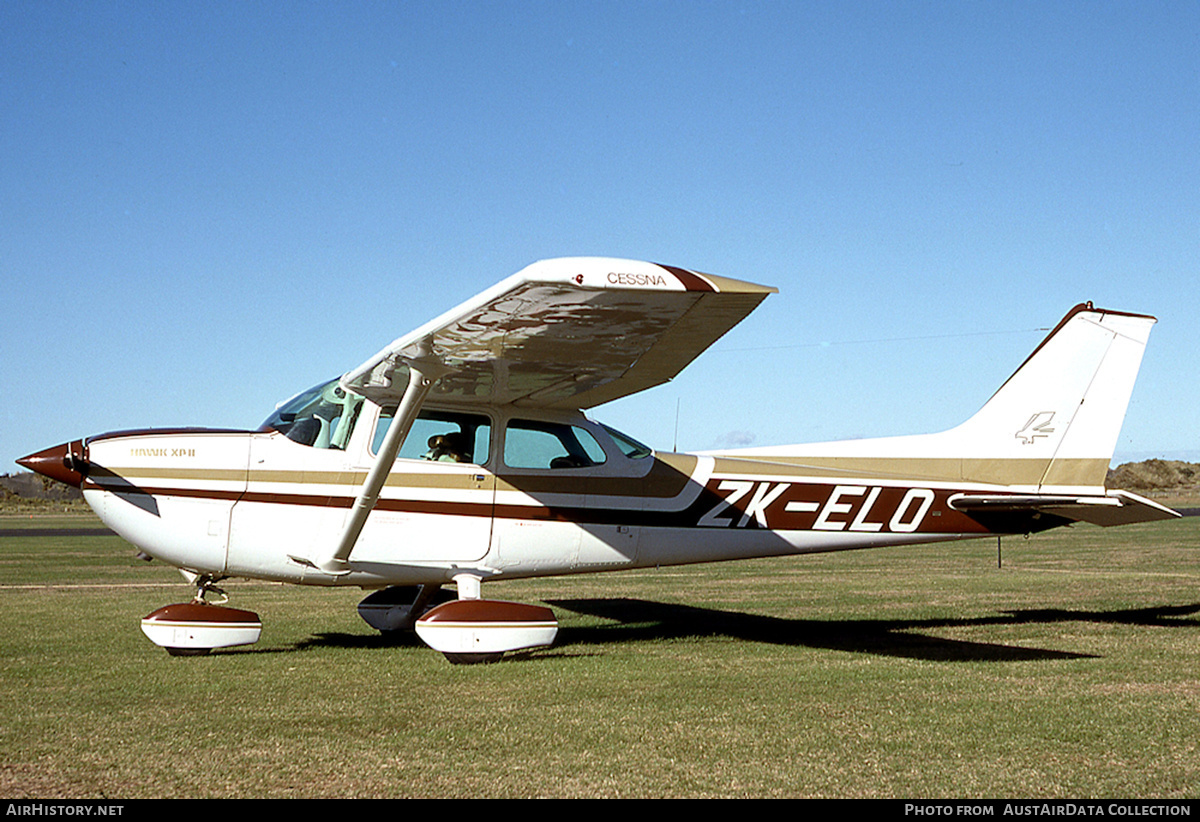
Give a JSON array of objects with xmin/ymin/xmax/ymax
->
[{"xmin": 949, "ymin": 490, "xmax": 1180, "ymax": 527}]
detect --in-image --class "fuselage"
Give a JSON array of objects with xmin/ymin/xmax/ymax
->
[{"xmin": 28, "ymin": 386, "xmax": 1032, "ymax": 591}]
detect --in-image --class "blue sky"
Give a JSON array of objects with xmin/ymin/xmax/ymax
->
[{"xmin": 3, "ymin": 1, "xmax": 1197, "ymax": 472}]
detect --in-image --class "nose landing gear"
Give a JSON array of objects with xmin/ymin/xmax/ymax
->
[{"xmin": 140, "ymin": 575, "xmax": 262, "ymax": 656}]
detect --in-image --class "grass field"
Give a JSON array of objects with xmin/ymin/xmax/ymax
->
[{"xmin": 2, "ymin": 512, "xmax": 1198, "ymax": 798}]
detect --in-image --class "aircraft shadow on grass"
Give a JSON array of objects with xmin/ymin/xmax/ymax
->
[
  {"xmin": 544, "ymin": 598, "xmax": 1200, "ymax": 663},
  {"xmin": 288, "ymin": 599, "xmax": 1200, "ymax": 663}
]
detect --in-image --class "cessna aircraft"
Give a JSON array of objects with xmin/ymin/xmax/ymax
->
[{"xmin": 18, "ymin": 257, "xmax": 1180, "ymax": 663}]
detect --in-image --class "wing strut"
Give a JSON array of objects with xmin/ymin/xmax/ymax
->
[{"xmin": 313, "ymin": 352, "xmax": 449, "ymax": 575}]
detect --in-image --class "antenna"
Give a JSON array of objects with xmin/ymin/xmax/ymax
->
[{"xmin": 673, "ymin": 398, "xmax": 680, "ymax": 453}]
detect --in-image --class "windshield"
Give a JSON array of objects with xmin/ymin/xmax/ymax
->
[{"xmin": 260, "ymin": 377, "xmax": 364, "ymax": 449}]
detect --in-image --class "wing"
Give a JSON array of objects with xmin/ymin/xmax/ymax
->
[{"xmin": 341, "ymin": 257, "xmax": 776, "ymax": 408}]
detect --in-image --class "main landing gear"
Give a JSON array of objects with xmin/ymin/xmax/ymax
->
[
  {"xmin": 358, "ymin": 575, "xmax": 559, "ymax": 665},
  {"xmin": 357, "ymin": 584, "xmax": 457, "ymax": 633},
  {"xmin": 140, "ymin": 574, "xmax": 262, "ymax": 656}
]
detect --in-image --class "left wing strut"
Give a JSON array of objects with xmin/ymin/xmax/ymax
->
[{"xmin": 294, "ymin": 352, "xmax": 449, "ymax": 575}]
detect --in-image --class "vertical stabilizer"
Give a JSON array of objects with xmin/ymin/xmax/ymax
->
[
  {"xmin": 719, "ymin": 303, "xmax": 1158, "ymax": 494},
  {"xmin": 945, "ymin": 304, "xmax": 1155, "ymax": 490}
]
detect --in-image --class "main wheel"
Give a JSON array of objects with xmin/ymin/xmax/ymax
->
[
  {"xmin": 165, "ymin": 647, "xmax": 211, "ymax": 657},
  {"xmin": 358, "ymin": 585, "xmax": 456, "ymax": 633}
]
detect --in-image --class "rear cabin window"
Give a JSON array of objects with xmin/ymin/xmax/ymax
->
[
  {"xmin": 503, "ymin": 420, "xmax": 607, "ymax": 470},
  {"xmin": 373, "ymin": 410, "xmax": 491, "ymax": 465},
  {"xmin": 601, "ymin": 424, "xmax": 653, "ymax": 459}
]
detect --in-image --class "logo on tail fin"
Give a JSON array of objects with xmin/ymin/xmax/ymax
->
[{"xmin": 1015, "ymin": 411, "xmax": 1056, "ymax": 444}]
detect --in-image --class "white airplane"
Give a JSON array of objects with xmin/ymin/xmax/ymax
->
[{"xmin": 18, "ymin": 257, "xmax": 1180, "ymax": 663}]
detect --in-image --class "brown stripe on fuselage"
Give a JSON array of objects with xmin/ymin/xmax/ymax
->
[
  {"xmin": 84, "ymin": 474, "xmax": 1017, "ymax": 536},
  {"xmin": 87, "ymin": 450, "xmax": 1090, "ymax": 501},
  {"xmin": 83, "ymin": 478, "xmax": 244, "ymax": 502},
  {"xmin": 496, "ymin": 454, "xmax": 697, "ymax": 498},
  {"xmin": 83, "ymin": 447, "xmax": 1068, "ymax": 537}
]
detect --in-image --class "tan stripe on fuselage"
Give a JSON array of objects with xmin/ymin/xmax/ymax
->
[
  {"xmin": 707, "ymin": 455, "xmax": 1109, "ymax": 488},
  {"xmin": 87, "ymin": 465, "xmax": 247, "ymax": 483},
  {"xmin": 84, "ymin": 451, "xmax": 1103, "ymax": 512},
  {"xmin": 88, "ymin": 453, "xmax": 703, "ymax": 500}
]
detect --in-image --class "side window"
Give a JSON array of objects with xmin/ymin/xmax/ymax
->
[
  {"xmin": 504, "ymin": 420, "xmax": 608, "ymax": 470},
  {"xmin": 373, "ymin": 410, "xmax": 491, "ymax": 465}
]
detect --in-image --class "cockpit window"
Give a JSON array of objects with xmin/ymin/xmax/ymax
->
[
  {"xmin": 601, "ymin": 424, "xmax": 653, "ymax": 459},
  {"xmin": 260, "ymin": 378, "xmax": 364, "ymax": 450},
  {"xmin": 504, "ymin": 420, "xmax": 608, "ymax": 469},
  {"xmin": 374, "ymin": 409, "xmax": 492, "ymax": 465}
]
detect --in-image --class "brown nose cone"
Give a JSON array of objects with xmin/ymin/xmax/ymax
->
[{"xmin": 15, "ymin": 440, "xmax": 88, "ymax": 488}]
